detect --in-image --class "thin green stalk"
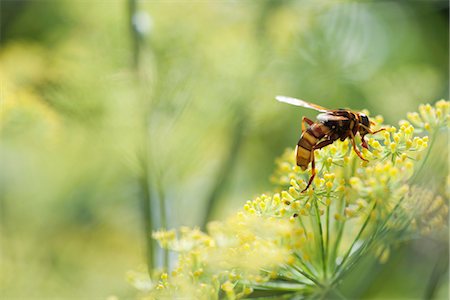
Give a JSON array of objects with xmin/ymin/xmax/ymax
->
[
  {"xmin": 333, "ymin": 232, "xmax": 377, "ymax": 283},
  {"xmin": 128, "ymin": 0, "xmax": 155, "ymax": 273},
  {"xmin": 288, "ymin": 264, "xmax": 325, "ymax": 288},
  {"xmin": 328, "ymin": 288, "xmax": 349, "ymax": 300},
  {"xmin": 313, "ymin": 199, "xmax": 326, "ymax": 279},
  {"xmin": 293, "ymin": 252, "xmax": 318, "ymax": 279},
  {"xmin": 297, "ymin": 214, "xmax": 309, "ymax": 240},
  {"xmin": 325, "ymin": 200, "xmax": 330, "ymax": 279},
  {"xmin": 424, "ymin": 247, "xmax": 448, "ymax": 300},
  {"xmin": 334, "ymin": 201, "xmax": 377, "ymax": 277},
  {"xmin": 201, "ymin": 109, "xmax": 247, "ymax": 229},
  {"xmin": 377, "ymin": 129, "xmax": 440, "ymax": 239},
  {"xmin": 128, "ymin": 0, "xmax": 140, "ymax": 69},
  {"xmin": 138, "ymin": 154, "xmax": 154, "ymax": 273},
  {"xmin": 410, "ymin": 128, "xmax": 438, "ymax": 184},
  {"xmin": 266, "ymin": 269, "xmax": 309, "ymax": 284},
  {"xmin": 155, "ymin": 175, "xmax": 169, "ymax": 270},
  {"xmin": 249, "ymin": 281, "xmax": 307, "ymax": 292},
  {"xmin": 328, "ymin": 195, "xmax": 346, "ymax": 273}
]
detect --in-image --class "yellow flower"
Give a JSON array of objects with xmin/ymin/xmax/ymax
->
[{"xmin": 135, "ymin": 101, "xmax": 449, "ymax": 300}]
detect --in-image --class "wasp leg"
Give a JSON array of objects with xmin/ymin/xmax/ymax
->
[
  {"xmin": 361, "ymin": 124, "xmax": 386, "ymax": 135},
  {"xmin": 360, "ymin": 126, "xmax": 385, "ymax": 149},
  {"xmin": 350, "ymin": 131, "xmax": 368, "ymax": 162},
  {"xmin": 301, "ymin": 139, "xmax": 334, "ymax": 193},
  {"xmin": 369, "ymin": 128, "xmax": 386, "ymax": 135},
  {"xmin": 302, "ymin": 117, "xmax": 315, "ymax": 133}
]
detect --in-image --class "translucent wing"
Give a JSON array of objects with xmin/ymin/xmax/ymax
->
[
  {"xmin": 276, "ymin": 96, "xmax": 330, "ymax": 112},
  {"xmin": 317, "ymin": 113, "xmax": 349, "ymax": 122}
]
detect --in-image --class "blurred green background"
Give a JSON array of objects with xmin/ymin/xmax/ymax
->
[{"xmin": 1, "ymin": 0, "xmax": 448, "ymax": 298}]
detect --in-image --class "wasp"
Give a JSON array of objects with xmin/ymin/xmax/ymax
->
[{"xmin": 276, "ymin": 96, "xmax": 385, "ymax": 192}]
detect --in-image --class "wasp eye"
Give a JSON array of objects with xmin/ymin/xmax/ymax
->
[{"xmin": 360, "ymin": 114, "xmax": 370, "ymax": 127}]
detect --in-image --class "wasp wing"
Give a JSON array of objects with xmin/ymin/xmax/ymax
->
[
  {"xmin": 276, "ymin": 96, "xmax": 329, "ymax": 112},
  {"xmin": 316, "ymin": 113, "xmax": 349, "ymax": 122}
]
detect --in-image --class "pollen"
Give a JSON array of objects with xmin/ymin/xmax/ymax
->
[
  {"xmin": 291, "ymin": 201, "xmax": 300, "ymax": 209},
  {"xmin": 389, "ymin": 167, "xmax": 399, "ymax": 177},
  {"xmin": 273, "ymin": 193, "xmax": 281, "ymax": 205},
  {"xmin": 349, "ymin": 177, "xmax": 361, "ymax": 187},
  {"xmin": 405, "ymin": 125, "xmax": 414, "ymax": 134},
  {"xmin": 221, "ymin": 281, "xmax": 234, "ymax": 292},
  {"xmin": 371, "ymin": 140, "xmax": 381, "ymax": 149},
  {"xmin": 281, "ymin": 162, "xmax": 291, "ymax": 172},
  {"xmin": 389, "ymin": 142, "xmax": 397, "ymax": 152},
  {"xmin": 374, "ymin": 115, "xmax": 384, "ymax": 124},
  {"xmin": 281, "ymin": 191, "xmax": 293, "ymax": 201},
  {"xmin": 334, "ymin": 213, "xmax": 344, "ymax": 221},
  {"xmin": 405, "ymin": 161, "xmax": 413, "ymax": 169},
  {"xmin": 259, "ymin": 202, "xmax": 266, "ymax": 210},
  {"xmin": 324, "ymin": 173, "xmax": 335, "ymax": 180},
  {"xmin": 383, "ymin": 131, "xmax": 391, "ymax": 142},
  {"xmin": 289, "ymin": 186, "xmax": 299, "ymax": 198},
  {"xmin": 193, "ymin": 268, "xmax": 204, "ymax": 277},
  {"xmin": 290, "ymin": 179, "xmax": 300, "ymax": 189},
  {"xmin": 405, "ymin": 140, "xmax": 412, "ymax": 149},
  {"xmin": 344, "ymin": 208, "xmax": 353, "ymax": 217}
]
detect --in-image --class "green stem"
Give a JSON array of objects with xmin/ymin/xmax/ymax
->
[
  {"xmin": 328, "ymin": 288, "xmax": 349, "ymax": 300},
  {"xmin": 325, "ymin": 200, "xmax": 330, "ymax": 279},
  {"xmin": 128, "ymin": 0, "xmax": 140, "ymax": 69},
  {"xmin": 138, "ymin": 154, "xmax": 154, "ymax": 273},
  {"xmin": 128, "ymin": 0, "xmax": 155, "ymax": 273},
  {"xmin": 249, "ymin": 281, "xmax": 307, "ymax": 292},
  {"xmin": 297, "ymin": 214, "xmax": 309, "ymax": 240},
  {"xmin": 424, "ymin": 247, "xmax": 448, "ymax": 300},
  {"xmin": 156, "ymin": 176, "xmax": 169, "ymax": 270},
  {"xmin": 329, "ymin": 195, "xmax": 346, "ymax": 273},
  {"xmin": 289, "ymin": 264, "xmax": 324, "ymax": 288},
  {"xmin": 313, "ymin": 199, "xmax": 326, "ymax": 279},
  {"xmin": 334, "ymin": 201, "xmax": 377, "ymax": 277},
  {"xmin": 410, "ymin": 128, "xmax": 438, "ymax": 184},
  {"xmin": 333, "ymin": 232, "xmax": 377, "ymax": 283},
  {"xmin": 201, "ymin": 109, "xmax": 247, "ymax": 229},
  {"xmin": 293, "ymin": 252, "xmax": 318, "ymax": 279}
]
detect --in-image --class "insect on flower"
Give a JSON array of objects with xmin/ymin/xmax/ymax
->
[{"xmin": 276, "ymin": 96, "xmax": 385, "ymax": 192}]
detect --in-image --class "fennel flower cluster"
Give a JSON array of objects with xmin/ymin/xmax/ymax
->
[{"xmin": 130, "ymin": 101, "xmax": 449, "ymax": 299}]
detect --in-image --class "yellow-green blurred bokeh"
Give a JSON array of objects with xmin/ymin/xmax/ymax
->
[{"xmin": 1, "ymin": 0, "xmax": 448, "ymax": 298}]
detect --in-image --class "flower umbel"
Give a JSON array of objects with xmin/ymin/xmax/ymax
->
[{"xmin": 133, "ymin": 101, "xmax": 449, "ymax": 299}]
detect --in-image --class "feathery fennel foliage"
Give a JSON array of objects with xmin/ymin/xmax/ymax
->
[{"xmin": 130, "ymin": 100, "xmax": 449, "ymax": 299}]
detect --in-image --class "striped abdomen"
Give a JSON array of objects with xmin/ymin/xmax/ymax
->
[{"xmin": 296, "ymin": 123, "xmax": 330, "ymax": 170}]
